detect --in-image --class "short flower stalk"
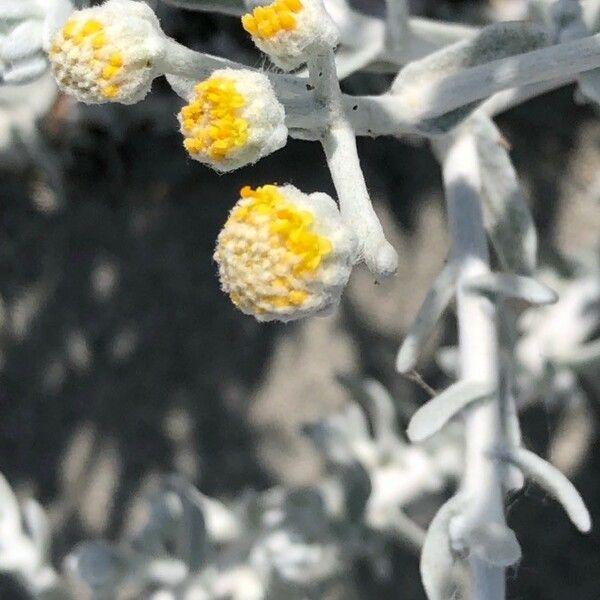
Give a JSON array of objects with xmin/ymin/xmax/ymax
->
[{"xmin": 307, "ymin": 49, "xmax": 398, "ymax": 277}]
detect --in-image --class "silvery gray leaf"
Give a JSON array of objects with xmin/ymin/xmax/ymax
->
[
  {"xmin": 0, "ymin": 472, "xmax": 22, "ymax": 537},
  {"xmin": 392, "ymin": 22, "xmax": 548, "ymax": 133},
  {"xmin": 337, "ymin": 375, "xmax": 402, "ymax": 449},
  {"xmin": 435, "ymin": 346, "xmax": 459, "ymax": 377},
  {"xmin": 164, "ymin": 476, "xmax": 209, "ymax": 571},
  {"xmin": 136, "ymin": 556, "xmax": 188, "ymax": 588},
  {"xmin": 421, "ymin": 494, "xmax": 467, "ymax": 600},
  {"xmin": 396, "ymin": 261, "xmax": 457, "ymax": 374},
  {"xmin": 388, "ymin": 507, "xmax": 426, "ymax": 552},
  {"xmin": 554, "ymin": 338, "xmax": 600, "ymax": 370},
  {"xmin": 268, "ymin": 534, "xmax": 341, "ymax": 586},
  {"xmin": 302, "ymin": 416, "xmax": 357, "ymax": 465},
  {"xmin": 197, "ymin": 494, "xmax": 241, "ymax": 544},
  {"xmin": 2, "ymin": 54, "xmax": 48, "ymax": 85},
  {"xmin": 467, "ymin": 522, "xmax": 522, "ymax": 566},
  {"xmin": 66, "ymin": 540, "xmax": 133, "ymax": 596},
  {"xmin": 22, "ymin": 499, "xmax": 51, "ymax": 560},
  {"xmin": 577, "ymin": 69, "xmax": 600, "ymax": 105},
  {"xmin": 499, "ymin": 448, "xmax": 592, "ymax": 533},
  {"xmin": 131, "ymin": 491, "xmax": 184, "ymax": 555},
  {"xmin": 465, "ymin": 273, "xmax": 558, "ymax": 305},
  {"xmin": 334, "ymin": 375, "xmax": 375, "ymax": 437},
  {"xmin": 0, "ymin": 0, "xmax": 41, "ymax": 20},
  {"xmin": 0, "ymin": 20, "xmax": 43, "ymax": 62},
  {"xmin": 473, "ymin": 116, "xmax": 538, "ymax": 274},
  {"xmin": 333, "ymin": 462, "xmax": 371, "ymax": 522},
  {"xmin": 407, "ymin": 380, "xmax": 495, "ymax": 443}
]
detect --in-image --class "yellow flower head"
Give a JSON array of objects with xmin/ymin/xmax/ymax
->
[
  {"xmin": 178, "ymin": 69, "xmax": 287, "ymax": 172},
  {"xmin": 241, "ymin": 0, "xmax": 338, "ymax": 71},
  {"xmin": 48, "ymin": 0, "xmax": 165, "ymax": 104},
  {"xmin": 215, "ymin": 184, "xmax": 357, "ymax": 322}
]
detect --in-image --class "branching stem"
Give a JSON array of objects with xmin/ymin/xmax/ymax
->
[
  {"xmin": 307, "ymin": 50, "xmax": 398, "ymax": 277},
  {"xmin": 440, "ymin": 131, "xmax": 508, "ymax": 600}
]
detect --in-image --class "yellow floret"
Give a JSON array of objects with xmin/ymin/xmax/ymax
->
[
  {"xmin": 214, "ymin": 185, "xmax": 334, "ymax": 316},
  {"xmin": 49, "ymin": 16, "xmax": 127, "ymax": 100},
  {"xmin": 179, "ymin": 76, "xmax": 250, "ymax": 162},
  {"xmin": 241, "ymin": 0, "xmax": 302, "ymax": 39},
  {"xmin": 102, "ymin": 84, "xmax": 120, "ymax": 98}
]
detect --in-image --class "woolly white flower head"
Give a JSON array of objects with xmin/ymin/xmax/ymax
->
[
  {"xmin": 241, "ymin": 0, "xmax": 339, "ymax": 71},
  {"xmin": 48, "ymin": 0, "xmax": 166, "ymax": 104},
  {"xmin": 178, "ymin": 69, "xmax": 287, "ymax": 172},
  {"xmin": 215, "ymin": 184, "xmax": 357, "ymax": 322}
]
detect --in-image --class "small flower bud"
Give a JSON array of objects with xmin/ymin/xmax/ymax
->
[
  {"xmin": 215, "ymin": 184, "xmax": 357, "ymax": 322},
  {"xmin": 48, "ymin": 0, "xmax": 166, "ymax": 104},
  {"xmin": 178, "ymin": 69, "xmax": 287, "ymax": 172},
  {"xmin": 241, "ymin": 0, "xmax": 338, "ymax": 71}
]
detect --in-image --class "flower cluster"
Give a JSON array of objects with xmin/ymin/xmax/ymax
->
[
  {"xmin": 241, "ymin": 0, "xmax": 338, "ymax": 70},
  {"xmin": 178, "ymin": 69, "xmax": 287, "ymax": 172},
  {"xmin": 36, "ymin": 0, "xmax": 391, "ymax": 321},
  {"xmin": 214, "ymin": 184, "xmax": 357, "ymax": 322},
  {"xmin": 48, "ymin": 0, "xmax": 165, "ymax": 104}
]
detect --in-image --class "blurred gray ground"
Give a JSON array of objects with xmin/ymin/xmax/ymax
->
[{"xmin": 1, "ymin": 0, "xmax": 600, "ymax": 598}]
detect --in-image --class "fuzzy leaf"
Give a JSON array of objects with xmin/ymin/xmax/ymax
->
[
  {"xmin": 164, "ymin": 476, "xmax": 209, "ymax": 571},
  {"xmin": 554, "ymin": 338, "xmax": 600, "ymax": 370},
  {"xmin": 0, "ymin": 20, "xmax": 43, "ymax": 62},
  {"xmin": 1, "ymin": 55, "xmax": 47, "ymax": 85},
  {"xmin": 435, "ymin": 346, "xmax": 459, "ymax": 377},
  {"xmin": 0, "ymin": 473, "xmax": 22, "ymax": 539},
  {"xmin": 396, "ymin": 261, "xmax": 457, "ymax": 373},
  {"xmin": 474, "ymin": 116, "xmax": 538, "ymax": 274},
  {"xmin": 407, "ymin": 380, "xmax": 495, "ymax": 443},
  {"xmin": 465, "ymin": 273, "xmax": 558, "ymax": 305},
  {"xmin": 0, "ymin": 1, "xmax": 41, "ymax": 20},
  {"xmin": 67, "ymin": 540, "xmax": 133, "ymax": 595},
  {"xmin": 337, "ymin": 375, "xmax": 401, "ymax": 447},
  {"xmin": 392, "ymin": 22, "xmax": 548, "ymax": 133},
  {"xmin": 500, "ymin": 448, "xmax": 592, "ymax": 533},
  {"xmin": 22, "ymin": 499, "xmax": 50, "ymax": 560},
  {"xmin": 421, "ymin": 494, "xmax": 467, "ymax": 600}
]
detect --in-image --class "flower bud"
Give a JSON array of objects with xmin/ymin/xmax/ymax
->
[
  {"xmin": 179, "ymin": 69, "xmax": 287, "ymax": 172},
  {"xmin": 241, "ymin": 0, "xmax": 338, "ymax": 71},
  {"xmin": 215, "ymin": 184, "xmax": 357, "ymax": 322},
  {"xmin": 48, "ymin": 0, "xmax": 165, "ymax": 104}
]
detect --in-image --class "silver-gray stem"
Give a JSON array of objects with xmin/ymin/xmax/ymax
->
[{"xmin": 440, "ymin": 131, "xmax": 507, "ymax": 600}]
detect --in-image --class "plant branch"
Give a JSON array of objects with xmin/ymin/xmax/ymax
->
[
  {"xmin": 438, "ymin": 130, "xmax": 509, "ymax": 600},
  {"xmin": 403, "ymin": 32, "xmax": 600, "ymax": 120},
  {"xmin": 307, "ymin": 49, "xmax": 398, "ymax": 277}
]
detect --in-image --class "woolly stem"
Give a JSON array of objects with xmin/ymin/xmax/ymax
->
[
  {"xmin": 440, "ymin": 131, "xmax": 508, "ymax": 600},
  {"xmin": 409, "ymin": 31, "xmax": 600, "ymax": 119},
  {"xmin": 307, "ymin": 49, "xmax": 398, "ymax": 277}
]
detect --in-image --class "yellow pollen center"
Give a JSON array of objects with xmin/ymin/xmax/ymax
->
[
  {"xmin": 241, "ymin": 0, "xmax": 302, "ymax": 39},
  {"xmin": 50, "ymin": 17, "xmax": 125, "ymax": 99},
  {"xmin": 215, "ymin": 185, "xmax": 333, "ymax": 314},
  {"xmin": 180, "ymin": 77, "xmax": 250, "ymax": 161}
]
